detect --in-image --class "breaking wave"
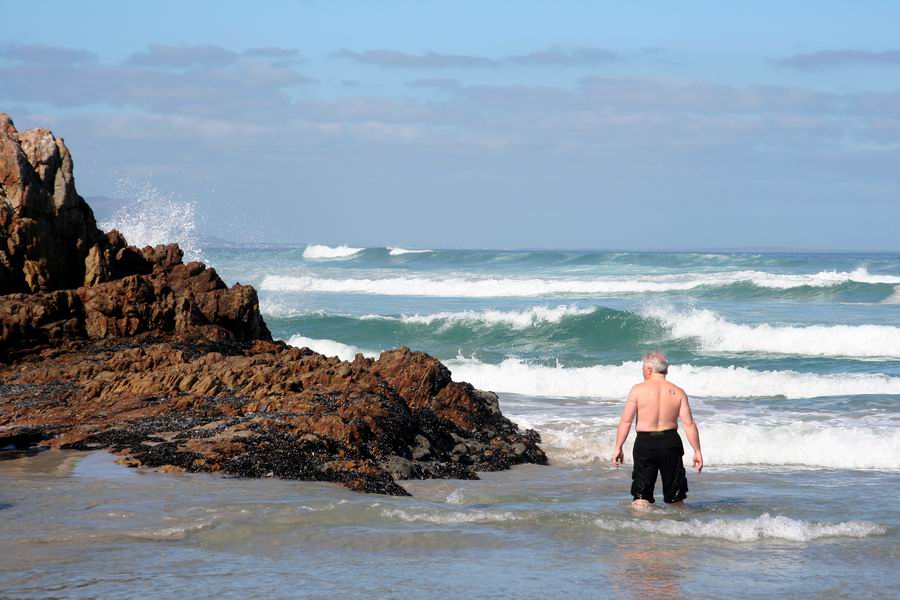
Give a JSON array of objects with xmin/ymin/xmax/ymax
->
[
  {"xmin": 594, "ymin": 514, "xmax": 885, "ymax": 542},
  {"xmin": 445, "ymin": 357, "xmax": 900, "ymax": 399},
  {"xmin": 260, "ymin": 267, "xmax": 900, "ymax": 297},
  {"xmin": 388, "ymin": 247, "xmax": 433, "ymax": 256},
  {"xmin": 270, "ymin": 303, "xmax": 900, "ymax": 360},
  {"xmin": 280, "ymin": 332, "xmax": 900, "ymax": 400},
  {"xmin": 645, "ymin": 306, "xmax": 900, "ymax": 359},
  {"xmin": 302, "ymin": 244, "xmax": 364, "ymax": 260},
  {"xmin": 511, "ymin": 416, "xmax": 900, "ymax": 470},
  {"xmin": 401, "ymin": 305, "xmax": 596, "ymax": 329},
  {"xmin": 286, "ymin": 335, "xmax": 377, "ymax": 361},
  {"xmin": 883, "ymin": 286, "xmax": 900, "ymax": 304}
]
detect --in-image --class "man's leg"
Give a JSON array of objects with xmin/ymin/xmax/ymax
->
[
  {"xmin": 630, "ymin": 445, "xmax": 658, "ymax": 507},
  {"xmin": 659, "ymin": 446, "xmax": 689, "ymax": 505}
]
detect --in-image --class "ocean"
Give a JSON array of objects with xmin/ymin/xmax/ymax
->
[{"xmin": 2, "ymin": 241, "xmax": 899, "ymax": 598}]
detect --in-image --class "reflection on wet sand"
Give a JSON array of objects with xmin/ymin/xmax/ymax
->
[{"xmin": 610, "ymin": 540, "xmax": 690, "ymax": 599}]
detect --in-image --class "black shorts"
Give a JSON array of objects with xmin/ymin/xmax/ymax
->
[{"xmin": 630, "ymin": 429, "xmax": 688, "ymax": 504}]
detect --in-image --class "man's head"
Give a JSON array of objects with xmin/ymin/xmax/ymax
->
[{"xmin": 642, "ymin": 351, "xmax": 669, "ymax": 379}]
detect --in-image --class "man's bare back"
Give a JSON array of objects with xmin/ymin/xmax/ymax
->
[
  {"xmin": 611, "ymin": 351, "xmax": 703, "ymax": 508},
  {"xmin": 631, "ymin": 377, "xmax": 687, "ymax": 432}
]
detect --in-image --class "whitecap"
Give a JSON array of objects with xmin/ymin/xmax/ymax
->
[
  {"xmin": 402, "ymin": 305, "xmax": 595, "ymax": 330},
  {"xmin": 445, "ymin": 357, "xmax": 900, "ymax": 399},
  {"xmin": 513, "ymin": 416, "xmax": 900, "ymax": 470},
  {"xmin": 388, "ymin": 247, "xmax": 433, "ymax": 256},
  {"xmin": 302, "ymin": 244, "xmax": 364, "ymax": 260},
  {"xmin": 259, "ymin": 300, "xmax": 326, "ymax": 319},
  {"xmin": 260, "ymin": 267, "xmax": 900, "ymax": 297},
  {"xmin": 643, "ymin": 306, "xmax": 900, "ymax": 359},
  {"xmin": 285, "ymin": 335, "xmax": 379, "ymax": 361}
]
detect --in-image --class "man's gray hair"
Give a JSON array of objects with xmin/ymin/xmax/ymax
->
[{"xmin": 642, "ymin": 351, "xmax": 669, "ymax": 374}]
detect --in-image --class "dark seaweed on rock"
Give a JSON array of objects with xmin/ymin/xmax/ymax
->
[{"xmin": 0, "ymin": 113, "xmax": 546, "ymax": 495}]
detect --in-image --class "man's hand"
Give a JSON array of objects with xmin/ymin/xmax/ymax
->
[
  {"xmin": 612, "ymin": 447, "xmax": 624, "ymax": 468},
  {"xmin": 693, "ymin": 452, "xmax": 703, "ymax": 473}
]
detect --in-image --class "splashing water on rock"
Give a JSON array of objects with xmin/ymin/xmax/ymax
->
[{"xmin": 99, "ymin": 179, "xmax": 203, "ymax": 261}]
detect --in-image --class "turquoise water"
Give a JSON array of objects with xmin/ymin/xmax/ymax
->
[{"xmin": 2, "ymin": 246, "xmax": 899, "ymax": 597}]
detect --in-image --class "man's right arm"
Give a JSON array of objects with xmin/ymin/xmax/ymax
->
[
  {"xmin": 611, "ymin": 387, "xmax": 638, "ymax": 468},
  {"xmin": 679, "ymin": 393, "xmax": 703, "ymax": 473}
]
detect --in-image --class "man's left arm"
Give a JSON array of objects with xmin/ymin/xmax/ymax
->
[{"xmin": 611, "ymin": 388, "xmax": 638, "ymax": 468}]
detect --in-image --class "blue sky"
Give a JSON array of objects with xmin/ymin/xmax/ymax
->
[{"xmin": 2, "ymin": 1, "xmax": 898, "ymax": 250}]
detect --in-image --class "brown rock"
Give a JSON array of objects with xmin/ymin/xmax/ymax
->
[
  {"xmin": 0, "ymin": 113, "xmax": 103, "ymax": 293},
  {"xmin": 0, "ymin": 332, "xmax": 547, "ymax": 495},
  {"xmin": 0, "ymin": 114, "xmax": 546, "ymax": 496}
]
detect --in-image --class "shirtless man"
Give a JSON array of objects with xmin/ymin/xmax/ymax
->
[{"xmin": 611, "ymin": 351, "xmax": 703, "ymax": 508}]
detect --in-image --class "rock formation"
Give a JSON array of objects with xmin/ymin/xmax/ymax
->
[
  {"xmin": 0, "ymin": 113, "xmax": 102, "ymax": 293},
  {"xmin": 0, "ymin": 114, "xmax": 546, "ymax": 494}
]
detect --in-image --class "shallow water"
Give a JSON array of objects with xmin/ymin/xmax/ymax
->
[
  {"xmin": 1, "ymin": 451, "xmax": 896, "ymax": 598},
  {"xmin": 4, "ymin": 247, "xmax": 900, "ymax": 597}
]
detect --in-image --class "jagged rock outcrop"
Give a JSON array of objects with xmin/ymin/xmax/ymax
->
[
  {"xmin": 0, "ymin": 114, "xmax": 546, "ymax": 494},
  {"xmin": 0, "ymin": 113, "xmax": 104, "ymax": 293},
  {"xmin": 0, "ymin": 341, "xmax": 545, "ymax": 495},
  {"xmin": 0, "ymin": 113, "xmax": 271, "ymax": 356},
  {"xmin": 0, "ymin": 241, "xmax": 271, "ymax": 359}
]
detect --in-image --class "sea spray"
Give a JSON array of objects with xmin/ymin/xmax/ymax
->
[{"xmin": 99, "ymin": 179, "xmax": 203, "ymax": 261}]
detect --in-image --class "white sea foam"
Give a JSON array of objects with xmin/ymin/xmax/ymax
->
[
  {"xmin": 286, "ymin": 335, "xmax": 378, "ymax": 361},
  {"xmin": 883, "ymin": 285, "xmax": 900, "ymax": 304},
  {"xmin": 445, "ymin": 489, "xmax": 466, "ymax": 505},
  {"xmin": 260, "ymin": 267, "xmax": 900, "ymax": 297},
  {"xmin": 845, "ymin": 267, "xmax": 900, "ymax": 285},
  {"xmin": 258, "ymin": 300, "xmax": 327, "ymax": 319},
  {"xmin": 691, "ymin": 422, "xmax": 900, "ymax": 470},
  {"xmin": 127, "ymin": 521, "xmax": 214, "ymax": 540},
  {"xmin": 594, "ymin": 514, "xmax": 885, "ymax": 542},
  {"xmin": 442, "ymin": 354, "xmax": 900, "ymax": 470},
  {"xmin": 302, "ymin": 244, "xmax": 364, "ymax": 260},
  {"xmin": 388, "ymin": 247, "xmax": 433, "ymax": 256},
  {"xmin": 267, "ymin": 305, "xmax": 595, "ymax": 328},
  {"xmin": 402, "ymin": 305, "xmax": 596, "ymax": 329},
  {"xmin": 445, "ymin": 357, "xmax": 900, "ymax": 399},
  {"xmin": 268, "ymin": 304, "xmax": 900, "ymax": 359},
  {"xmin": 99, "ymin": 179, "xmax": 202, "ymax": 261},
  {"xmin": 382, "ymin": 508, "xmax": 521, "ymax": 524},
  {"xmin": 645, "ymin": 306, "xmax": 900, "ymax": 359},
  {"xmin": 511, "ymin": 416, "xmax": 900, "ymax": 470}
]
